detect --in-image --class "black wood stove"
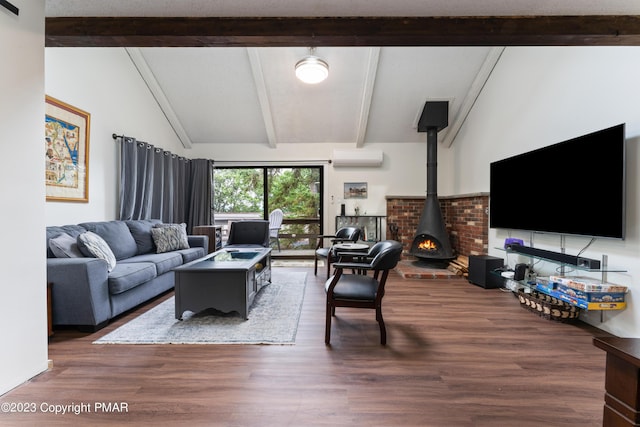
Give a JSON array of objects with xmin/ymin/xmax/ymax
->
[{"xmin": 409, "ymin": 101, "xmax": 455, "ymax": 267}]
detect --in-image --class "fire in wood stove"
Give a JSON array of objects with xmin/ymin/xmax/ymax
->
[{"xmin": 417, "ymin": 239, "xmax": 438, "ymax": 251}]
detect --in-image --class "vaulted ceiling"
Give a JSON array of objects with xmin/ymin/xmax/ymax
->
[{"xmin": 44, "ymin": 1, "xmax": 640, "ymax": 149}]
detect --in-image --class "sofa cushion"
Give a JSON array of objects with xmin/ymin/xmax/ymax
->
[
  {"xmin": 108, "ymin": 262, "xmax": 157, "ymax": 294},
  {"xmin": 125, "ymin": 219, "xmax": 162, "ymax": 255},
  {"xmin": 46, "ymin": 225, "xmax": 87, "ymax": 258},
  {"xmin": 49, "ymin": 233, "xmax": 84, "ymax": 258},
  {"xmin": 77, "ymin": 231, "xmax": 117, "ymax": 272},
  {"xmin": 176, "ymin": 247, "xmax": 206, "ymax": 264},
  {"xmin": 151, "ymin": 223, "xmax": 190, "ymax": 253},
  {"xmin": 120, "ymin": 252, "xmax": 183, "ymax": 275},
  {"xmin": 80, "ymin": 221, "xmax": 138, "ymax": 260}
]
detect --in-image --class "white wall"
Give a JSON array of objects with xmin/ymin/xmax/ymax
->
[
  {"xmin": 186, "ymin": 140, "xmax": 452, "ymax": 235},
  {"xmin": 452, "ymin": 47, "xmax": 640, "ymax": 337},
  {"xmin": 0, "ymin": 1, "xmax": 48, "ymax": 395},
  {"xmin": 44, "ymin": 48, "xmax": 186, "ymax": 226}
]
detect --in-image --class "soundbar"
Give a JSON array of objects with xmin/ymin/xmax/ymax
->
[{"xmin": 506, "ymin": 244, "xmax": 601, "ymax": 270}]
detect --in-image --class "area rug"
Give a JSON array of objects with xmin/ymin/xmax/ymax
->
[{"xmin": 93, "ymin": 271, "xmax": 307, "ymax": 345}]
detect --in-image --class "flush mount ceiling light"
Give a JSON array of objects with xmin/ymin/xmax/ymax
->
[{"xmin": 295, "ymin": 47, "xmax": 329, "ymax": 84}]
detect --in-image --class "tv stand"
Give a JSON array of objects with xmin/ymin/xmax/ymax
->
[
  {"xmin": 502, "ymin": 233, "xmax": 625, "ymax": 276},
  {"xmin": 497, "ymin": 236, "xmax": 627, "ymax": 314},
  {"xmin": 506, "ymin": 244, "xmax": 601, "ymax": 270}
]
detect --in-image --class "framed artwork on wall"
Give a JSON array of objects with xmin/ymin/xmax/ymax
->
[
  {"xmin": 344, "ymin": 182, "xmax": 367, "ymax": 199},
  {"xmin": 45, "ymin": 95, "xmax": 91, "ymax": 202}
]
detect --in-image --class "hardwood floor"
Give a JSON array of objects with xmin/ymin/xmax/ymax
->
[{"xmin": 2, "ymin": 266, "xmax": 610, "ymax": 426}]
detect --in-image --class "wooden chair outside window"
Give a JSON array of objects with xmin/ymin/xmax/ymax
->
[{"xmin": 268, "ymin": 209, "xmax": 284, "ymax": 251}]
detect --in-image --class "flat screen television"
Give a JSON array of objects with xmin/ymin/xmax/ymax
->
[{"xmin": 489, "ymin": 123, "xmax": 626, "ymax": 239}]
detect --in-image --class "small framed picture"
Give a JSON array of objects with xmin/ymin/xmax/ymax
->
[{"xmin": 344, "ymin": 182, "xmax": 367, "ymax": 199}]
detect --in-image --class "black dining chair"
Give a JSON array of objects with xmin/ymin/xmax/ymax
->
[
  {"xmin": 225, "ymin": 220, "xmax": 270, "ymax": 248},
  {"xmin": 314, "ymin": 226, "xmax": 361, "ymax": 279},
  {"xmin": 324, "ymin": 240, "xmax": 403, "ymax": 345}
]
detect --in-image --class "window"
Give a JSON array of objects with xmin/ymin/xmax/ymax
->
[{"xmin": 213, "ymin": 166, "xmax": 323, "ymax": 250}]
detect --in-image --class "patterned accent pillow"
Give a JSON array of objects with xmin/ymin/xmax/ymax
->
[
  {"xmin": 49, "ymin": 233, "xmax": 84, "ymax": 258},
  {"xmin": 77, "ymin": 231, "xmax": 117, "ymax": 272},
  {"xmin": 151, "ymin": 223, "xmax": 190, "ymax": 253}
]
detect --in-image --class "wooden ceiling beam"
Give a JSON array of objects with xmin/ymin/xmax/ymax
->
[{"xmin": 45, "ymin": 15, "xmax": 640, "ymax": 47}]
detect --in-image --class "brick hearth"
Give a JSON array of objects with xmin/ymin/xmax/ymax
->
[
  {"xmin": 394, "ymin": 260, "xmax": 460, "ymax": 279},
  {"xmin": 386, "ymin": 193, "xmax": 489, "ymax": 279}
]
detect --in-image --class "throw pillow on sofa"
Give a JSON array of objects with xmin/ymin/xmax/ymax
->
[
  {"xmin": 79, "ymin": 220, "xmax": 138, "ymax": 260},
  {"xmin": 77, "ymin": 231, "xmax": 117, "ymax": 272},
  {"xmin": 151, "ymin": 223, "xmax": 190, "ymax": 253},
  {"xmin": 125, "ymin": 219, "xmax": 162, "ymax": 254},
  {"xmin": 49, "ymin": 233, "xmax": 83, "ymax": 258}
]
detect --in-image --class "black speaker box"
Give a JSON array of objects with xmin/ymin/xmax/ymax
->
[
  {"xmin": 514, "ymin": 263, "xmax": 528, "ymax": 281},
  {"xmin": 468, "ymin": 255, "xmax": 504, "ymax": 289}
]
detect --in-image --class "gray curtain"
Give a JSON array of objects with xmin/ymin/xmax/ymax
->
[
  {"xmin": 188, "ymin": 159, "xmax": 213, "ymax": 232},
  {"xmin": 118, "ymin": 136, "xmax": 212, "ymax": 232}
]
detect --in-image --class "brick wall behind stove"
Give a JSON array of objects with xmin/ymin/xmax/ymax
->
[{"xmin": 386, "ymin": 194, "xmax": 489, "ymax": 258}]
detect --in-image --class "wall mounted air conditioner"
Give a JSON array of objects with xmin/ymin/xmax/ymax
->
[{"xmin": 332, "ymin": 149, "xmax": 384, "ymax": 167}]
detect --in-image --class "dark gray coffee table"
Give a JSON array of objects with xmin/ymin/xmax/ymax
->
[{"xmin": 174, "ymin": 247, "xmax": 271, "ymax": 320}]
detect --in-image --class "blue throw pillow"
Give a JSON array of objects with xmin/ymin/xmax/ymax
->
[
  {"xmin": 125, "ymin": 219, "xmax": 162, "ymax": 254},
  {"xmin": 49, "ymin": 233, "xmax": 83, "ymax": 258},
  {"xmin": 79, "ymin": 221, "xmax": 138, "ymax": 260}
]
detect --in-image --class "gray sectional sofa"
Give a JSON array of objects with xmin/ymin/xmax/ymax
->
[{"xmin": 46, "ymin": 219, "xmax": 208, "ymax": 330}]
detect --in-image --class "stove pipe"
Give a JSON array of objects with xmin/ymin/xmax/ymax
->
[{"xmin": 410, "ymin": 101, "xmax": 455, "ymax": 263}]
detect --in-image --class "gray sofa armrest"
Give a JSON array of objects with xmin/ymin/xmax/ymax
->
[
  {"xmin": 188, "ymin": 235, "xmax": 208, "ymax": 251},
  {"xmin": 47, "ymin": 257, "xmax": 111, "ymax": 327}
]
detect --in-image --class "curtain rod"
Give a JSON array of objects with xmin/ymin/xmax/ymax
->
[
  {"xmin": 113, "ymin": 135, "xmax": 330, "ymax": 164},
  {"xmin": 112, "ymin": 133, "xmax": 138, "ymax": 142}
]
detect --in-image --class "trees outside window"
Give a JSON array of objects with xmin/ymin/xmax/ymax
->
[{"xmin": 213, "ymin": 166, "xmax": 322, "ymax": 250}]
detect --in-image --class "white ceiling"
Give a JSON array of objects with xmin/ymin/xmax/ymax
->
[
  {"xmin": 44, "ymin": 1, "xmax": 640, "ymax": 148},
  {"xmin": 126, "ymin": 45, "xmax": 501, "ymax": 147}
]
